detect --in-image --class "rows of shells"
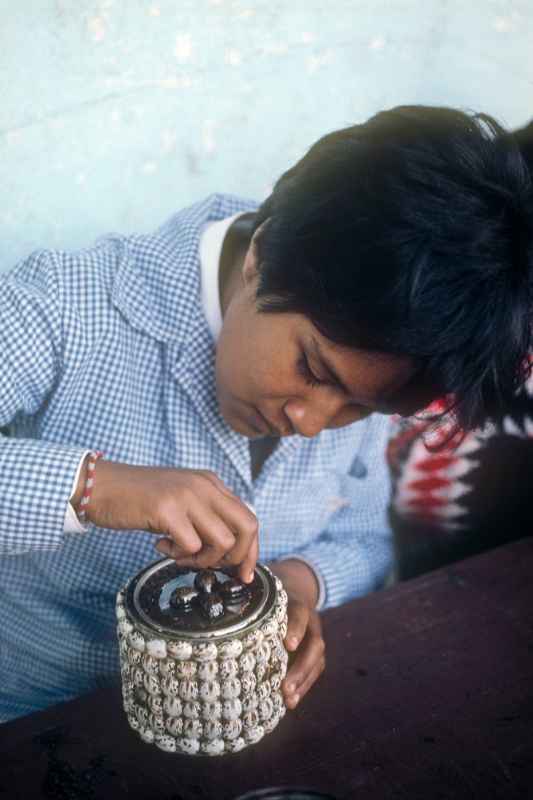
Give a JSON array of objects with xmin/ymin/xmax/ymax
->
[{"xmin": 116, "ymin": 574, "xmax": 289, "ymax": 756}]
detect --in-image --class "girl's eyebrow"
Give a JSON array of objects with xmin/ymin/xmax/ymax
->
[{"xmin": 310, "ymin": 336, "xmax": 352, "ymax": 396}]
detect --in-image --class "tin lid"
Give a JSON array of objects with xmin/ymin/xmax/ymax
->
[{"xmin": 124, "ymin": 558, "xmax": 276, "ymax": 641}]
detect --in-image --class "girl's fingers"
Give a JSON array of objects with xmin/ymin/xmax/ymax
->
[
  {"xmin": 290, "ymin": 656, "xmax": 326, "ymax": 706},
  {"xmin": 285, "ymin": 602, "xmax": 310, "ymax": 652}
]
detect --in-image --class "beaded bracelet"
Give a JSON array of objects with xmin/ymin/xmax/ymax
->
[{"xmin": 77, "ymin": 450, "xmax": 104, "ymax": 523}]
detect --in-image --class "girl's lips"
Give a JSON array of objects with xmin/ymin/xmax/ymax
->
[{"xmin": 255, "ymin": 407, "xmax": 294, "ymax": 437}]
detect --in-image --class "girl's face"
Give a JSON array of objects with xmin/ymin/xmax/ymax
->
[{"xmin": 215, "ymin": 235, "xmax": 437, "ymax": 439}]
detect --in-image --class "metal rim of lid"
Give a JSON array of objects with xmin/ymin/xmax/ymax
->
[{"xmin": 124, "ymin": 558, "xmax": 277, "ymax": 641}]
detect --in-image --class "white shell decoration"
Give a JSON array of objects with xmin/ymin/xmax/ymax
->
[
  {"xmin": 219, "ymin": 658, "xmax": 238, "ymax": 680},
  {"xmin": 244, "ymin": 724, "xmax": 265, "ymax": 744},
  {"xmin": 221, "ymin": 677, "xmax": 241, "ymax": 700},
  {"xmin": 263, "ymin": 712, "xmax": 281, "ymax": 733},
  {"xmin": 198, "ymin": 660, "xmax": 219, "ymax": 680},
  {"xmin": 161, "ymin": 676, "xmax": 180, "ymax": 698},
  {"xmin": 243, "ymin": 629, "xmax": 264, "ymax": 651},
  {"xmin": 242, "ymin": 693, "xmax": 258, "ymax": 714},
  {"xmin": 117, "ymin": 563, "xmax": 288, "ymax": 756},
  {"xmin": 146, "ymin": 638, "xmax": 167, "ymax": 659},
  {"xmin": 238, "ymin": 651, "xmax": 256, "ymax": 673},
  {"xmin": 155, "ymin": 734, "xmax": 176, "ymax": 753},
  {"xmin": 179, "ymin": 679, "xmax": 199, "ymax": 702},
  {"xmin": 202, "ymin": 700, "xmax": 222, "ymax": 721},
  {"xmin": 128, "ymin": 630, "xmax": 146, "ymax": 653},
  {"xmin": 222, "ymin": 718, "xmax": 243, "ymax": 740},
  {"xmin": 199, "ymin": 680, "xmax": 221, "ymax": 702},
  {"xmin": 192, "ymin": 642, "xmax": 218, "ymax": 662},
  {"xmin": 183, "ymin": 718, "xmax": 203, "ymax": 739},
  {"xmin": 139, "ymin": 727, "xmax": 155, "ymax": 744},
  {"xmin": 203, "ymin": 719, "xmax": 223, "ymax": 740},
  {"xmin": 255, "ymin": 640, "xmax": 271, "ymax": 665},
  {"xmin": 118, "ymin": 618, "xmax": 134, "ymax": 637},
  {"xmin": 177, "ymin": 737, "xmax": 200, "ymax": 755},
  {"xmin": 165, "ymin": 716, "xmax": 183, "ymax": 736},
  {"xmin": 218, "ymin": 639, "xmax": 243, "ymax": 660},
  {"xmin": 163, "ymin": 696, "xmax": 182, "ymax": 717},
  {"xmin": 201, "ymin": 738, "xmax": 225, "ymax": 756},
  {"xmin": 222, "ymin": 698, "xmax": 242, "ymax": 721},
  {"xmin": 167, "ymin": 640, "xmax": 192, "ymax": 661},
  {"xmin": 225, "ymin": 736, "xmax": 246, "ymax": 753},
  {"xmin": 175, "ymin": 660, "xmax": 197, "ymax": 679},
  {"xmin": 159, "ymin": 658, "xmax": 175, "ymax": 677},
  {"xmin": 182, "ymin": 700, "xmax": 201, "ymax": 719},
  {"xmin": 258, "ymin": 697, "xmax": 274, "ymax": 722},
  {"xmin": 240, "ymin": 672, "xmax": 257, "ymax": 696},
  {"xmin": 142, "ymin": 654, "xmax": 159, "ymax": 676}
]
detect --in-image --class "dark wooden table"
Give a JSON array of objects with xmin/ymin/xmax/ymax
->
[{"xmin": 1, "ymin": 539, "xmax": 532, "ymax": 800}]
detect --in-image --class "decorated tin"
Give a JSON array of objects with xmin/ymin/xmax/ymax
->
[{"xmin": 116, "ymin": 559, "xmax": 289, "ymax": 756}]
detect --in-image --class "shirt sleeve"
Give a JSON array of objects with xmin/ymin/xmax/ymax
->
[
  {"xmin": 0, "ymin": 250, "xmax": 91, "ymax": 554},
  {"xmin": 284, "ymin": 415, "xmax": 396, "ymax": 610},
  {"xmin": 63, "ymin": 451, "xmax": 92, "ymax": 534}
]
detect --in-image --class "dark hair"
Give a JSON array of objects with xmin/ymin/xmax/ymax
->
[{"xmin": 252, "ymin": 105, "xmax": 533, "ymax": 431}]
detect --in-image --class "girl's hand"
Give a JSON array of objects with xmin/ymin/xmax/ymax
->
[
  {"xmin": 268, "ymin": 559, "xmax": 326, "ymax": 709},
  {"xmin": 75, "ymin": 459, "xmax": 258, "ymax": 583}
]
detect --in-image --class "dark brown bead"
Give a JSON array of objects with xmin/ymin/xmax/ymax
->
[
  {"xmin": 194, "ymin": 569, "xmax": 219, "ymax": 594},
  {"xmin": 169, "ymin": 586, "xmax": 199, "ymax": 613},
  {"xmin": 220, "ymin": 577, "xmax": 250, "ymax": 604},
  {"xmin": 199, "ymin": 592, "xmax": 225, "ymax": 621}
]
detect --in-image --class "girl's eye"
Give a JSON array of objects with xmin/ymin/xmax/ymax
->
[{"xmin": 297, "ymin": 353, "xmax": 326, "ymax": 388}]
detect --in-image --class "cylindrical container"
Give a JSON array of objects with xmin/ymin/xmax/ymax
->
[{"xmin": 116, "ymin": 559, "xmax": 289, "ymax": 756}]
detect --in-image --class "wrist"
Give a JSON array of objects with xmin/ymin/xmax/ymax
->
[{"xmin": 268, "ymin": 558, "xmax": 320, "ymax": 610}]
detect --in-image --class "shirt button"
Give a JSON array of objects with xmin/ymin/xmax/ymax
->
[{"xmin": 350, "ymin": 458, "xmax": 367, "ymax": 479}]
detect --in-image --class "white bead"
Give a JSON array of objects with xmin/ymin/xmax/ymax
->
[
  {"xmin": 128, "ymin": 630, "xmax": 146, "ymax": 653},
  {"xmin": 139, "ymin": 727, "xmax": 155, "ymax": 744},
  {"xmin": 221, "ymin": 677, "xmax": 241, "ymax": 700},
  {"xmin": 198, "ymin": 660, "xmax": 219, "ymax": 680},
  {"xmin": 203, "ymin": 719, "xmax": 223, "ymax": 740},
  {"xmin": 222, "ymin": 718, "xmax": 242, "ymax": 741},
  {"xmin": 167, "ymin": 640, "xmax": 192, "ymax": 660},
  {"xmin": 222, "ymin": 698, "xmax": 242, "ymax": 721},
  {"xmin": 219, "ymin": 658, "xmax": 238, "ymax": 680},
  {"xmin": 155, "ymin": 734, "xmax": 176, "ymax": 753},
  {"xmin": 225, "ymin": 736, "xmax": 246, "ymax": 753},
  {"xmin": 218, "ymin": 639, "xmax": 243, "ymax": 659},
  {"xmin": 239, "ymin": 651, "xmax": 256, "ymax": 673},
  {"xmin": 244, "ymin": 724, "xmax": 265, "ymax": 744},
  {"xmin": 165, "ymin": 716, "xmax": 183, "ymax": 736},
  {"xmin": 177, "ymin": 737, "xmax": 200, "ymax": 755},
  {"xmin": 200, "ymin": 680, "xmax": 221, "ymax": 702},
  {"xmin": 175, "ymin": 660, "xmax": 197, "ymax": 679},
  {"xmin": 192, "ymin": 642, "xmax": 218, "ymax": 662},
  {"xmin": 163, "ymin": 696, "xmax": 182, "ymax": 717},
  {"xmin": 243, "ymin": 629, "xmax": 264, "ymax": 651},
  {"xmin": 146, "ymin": 638, "xmax": 167, "ymax": 659},
  {"xmin": 179, "ymin": 679, "xmax": 199, "ymax": 702},
  {"xmin": 183, "ymin": 700, "xmax": 201, "ymax": 719},
  {"xmin": 201, "ymin": 738, "xmax": 225, "ymax": 756}
]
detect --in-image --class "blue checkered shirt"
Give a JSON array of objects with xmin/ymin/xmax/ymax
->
[{"xmin": 0, "ymin": 193, "xmax": 393, "ymax": 721}]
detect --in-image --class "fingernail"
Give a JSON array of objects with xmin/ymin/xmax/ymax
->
[
  {"xmin": 286, "ymin": 682, "xmax": 295, "ymax": 693},
  {"xmin": 292, "ymin": 693, "xmax": 300, "ymax": 707},
  {"xmin": 288, "ymin": 636, "xmax": 298, "ymax": 650},
  {"xmin": 247, "ymin": 571, "xmax": 254, "ymax": 583}
]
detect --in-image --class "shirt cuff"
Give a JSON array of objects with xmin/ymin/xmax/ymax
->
[
  {"xmin": 281, "ymin": 553, "xmax": 327, "ymax": 612},
  {"xmin": 63, "ymin": 450, "xmax": 91, "ymax": 534}
]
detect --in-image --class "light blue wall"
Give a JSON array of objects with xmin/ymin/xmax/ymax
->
[{"xmin": 1, "ymin": 0, "xmax": 532, "ymax": 272}]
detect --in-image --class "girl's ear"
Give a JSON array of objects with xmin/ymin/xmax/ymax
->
[{"xmin": 242, "ymin": 220, "xmax": 268, "ymax": 286}]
